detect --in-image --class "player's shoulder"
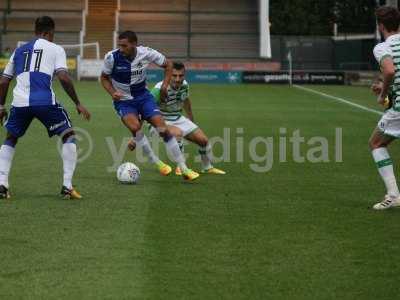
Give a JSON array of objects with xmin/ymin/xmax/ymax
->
[
  {"xmin": 137, "ymin": 45, "xmax": 150, "ymax": 52},
  {"xmin": 14, "ymin": 38, "xmax": 43, "ymax": 53},
  {"xmin": 37, "ymin": 38, "xmax": 62, "ymax": 51},
  {"xmin": 103, "ymin": 49, "xmax": 120, "ymax": 68},
  {"xmin": 373, "ymin": 41, "xmax": 392, "ymax": 60},
  {"xmin": 104, "ymin": 49, "xmax": 118, "ymax": 59},
  {"xmin": 374, "ymin": 41, "xmax": 389, "ymax": 52},
  {"xmin": 137, "ymin": 45, "xmax": 159, "ymax": 55},
  {"xmin": 387, "ymin": 33, "xmax": 400, "ymax": 45}
]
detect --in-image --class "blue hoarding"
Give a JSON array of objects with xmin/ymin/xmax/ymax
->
[{"xmin": 147, "ymin": 70, "xmax": 242, "ymax": 84}]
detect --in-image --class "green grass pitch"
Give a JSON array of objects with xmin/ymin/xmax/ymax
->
[{"xmin": 1, "ymin": 82, "xmax": 400, "ymax": 299}]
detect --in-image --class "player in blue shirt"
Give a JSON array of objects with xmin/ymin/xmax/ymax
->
[
  {"xmin": 100, "ymin": 31, "xmax": 199, "ymax": 181},
  {"xmin": 0, "ymin": 16, "xmax": 91, "ymax": 199}
]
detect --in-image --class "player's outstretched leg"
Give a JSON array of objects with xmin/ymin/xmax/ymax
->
[
  {"xmin": 186, "ymin": 128, "xmax": 226, "ymax": 175},
  {"xmin": 0, "ymin": 134, "xmax": 17, "ymax": 199},
  {"xmin": 134, "ymin": 130, "xmax": 172, "ymax": 176},
  {"xmin": 60, "ymin": 131, "xmax": 82, "ymax": 199},
  {"xmin": 149, "ymin": 115, "xmax": 199, "ymax": 181},
  {"xmin": 369, "ymin": 128, "xmax": 400, "ymax": 210}
]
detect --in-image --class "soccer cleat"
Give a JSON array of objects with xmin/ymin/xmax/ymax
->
[
  {"xmin": 0, "ymin": 185, "xmax": 10, "ymax": 199},
  {"xmin": 127, "ymin": 138, "xmax": 136, "ymax": 151},
  {"xmin": 175, "ymin": 167, "xmax": 182, "ymax": 176},
  {"xmin": 156, "ymin": 161, "xmax": 172, "ymax": 176},
  {"xmin": 61, "ymin": 186, "xmax": 82, "ymax": 200},
  {"xmin": 201, "ymin": 167, "xmax": 226, "ymax": 175},
  {"xmin": 182, "ymin": 169, "xmax": 200, "ymax": 181},
  {"xmin": 373, "ymin": 194, "xmax": 400, "ymax": 210}
]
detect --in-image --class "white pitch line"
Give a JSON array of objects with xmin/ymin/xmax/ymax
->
[{"xmin": 293, "ymin": 84, "xmax": 383, "ymax": 116}]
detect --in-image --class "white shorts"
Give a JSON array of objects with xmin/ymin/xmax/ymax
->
[
  {"xmin": 149, "ymin": 115, "xmax": 198, "ymax": 137},
  {"xmin": 377, "ymin": 110, "xmax": 400, "ymax": 138}
]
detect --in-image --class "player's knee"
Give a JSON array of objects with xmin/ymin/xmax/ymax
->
[
  {"xmin": 4, "ymin": 135, "xmax": 18, "ymax": 147},
  {"xmin": 122, "ymin": 116, "xmax": 141, "ymax": 135},
  {"xmin": 201, "ymin": 136, "xmax": 208, "ymax": 147},
  {"xmin": 369, "ymin": 137, "xmax": 385, "ymax": 150},
  {"xmin": 174, "ymin": 129, "xmax": 183, "ymax": 139},
  {"xmin": 196, "ymin": 139, "xmax": 208, "ymax": 148},
  {"xmin": 198, "ymin": 136, "xmax": 208, "ymax": 147},
  {"xmin": 129, "ymin": 123, "xmax": 141, "ymax": 135},
  {"xmin": 62, "ymin": 131, "xmax": 76, "ymax": 144},
  {"xmin": 159, "ymin": 127, "xmax": 173, "ymax": 142}
]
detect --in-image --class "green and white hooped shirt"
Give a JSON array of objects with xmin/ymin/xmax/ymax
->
[
  {"xmin": 151, "ymin": 80, "xmax": 189, "ymax": 121},
  {"xmin": 373, "ymin": 33, "xmax": 400, "ymax": 111}
]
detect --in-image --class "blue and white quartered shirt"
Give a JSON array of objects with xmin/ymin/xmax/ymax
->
[
  {"xmin": 102, "ymin": 46, "xmax": 166, "ymax": 101},
  {"xmin": 2, "ymin": 38, "xmax": 67, "ymax": 107}
]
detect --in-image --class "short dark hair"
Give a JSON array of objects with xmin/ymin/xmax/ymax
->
[
  {"xmin": 173, "ymin": 61, "xmax": 185, "ymax": 71},
  {"xmin": 118, "ymin": 31, "xmax": 138, "ymax": 43},
  {"xmin": 35, "ymin": 16, "xmax": 55, "ymax": 34},
  {"xmin": 376, "ymin": 6, "xmax": 400, "ymax": 32}
]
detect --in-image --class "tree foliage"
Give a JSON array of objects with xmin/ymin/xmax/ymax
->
[{"xmin": 270, "ymin": 0, "xmax": 378, "ymax": 35}]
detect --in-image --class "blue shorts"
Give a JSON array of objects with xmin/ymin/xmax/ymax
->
[
  {"xmin": 5, "ymin": 103, "xmax": 72, "ymax": 138},
  {"xmin": 113, "ymin": 90, "xmax": 161, "ymax": 120}
]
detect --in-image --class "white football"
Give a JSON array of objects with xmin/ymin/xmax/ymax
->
[{"xmin": 117, "ymin": 162, "xmax": 140, "ymax": 184}]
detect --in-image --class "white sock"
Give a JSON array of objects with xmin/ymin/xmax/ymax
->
[
  {"xmin": 199, "ymin": 144, "xmax": 213, "ymax": 170},
  {"xmin": 135, "ymin": 131, "xmax": 161, "ymax": 165},
  {"xmin": 62, "ymin": 142, "xmax": 77, "ymax": 189},
  {"xmin": 165, "ymin": 137, "xmax": 188, "ymax": 173},
  {"xmin": 372, "ymin": 147, "xmax": 400, "ymax": 197},
  {"xmin": 0, "ymin": 145, "xmax": 15, "ymax": 188}
]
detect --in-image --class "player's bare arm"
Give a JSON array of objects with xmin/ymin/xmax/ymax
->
[
  {"xmin": 160, "ymin": 59, "xmax": 173, "ymax": 102},
  {"xmin": 100, "ymin": 73, "xmax": 124, "ymax": 100},
  {"xmin": 183, "ymin": 98, "xmax": 194, "ymax": 122},
  {"xmin": 371, "ymin": 76, "xmax": 383, "ymax": 96},
  {"xmin": 0, "ymin": 76, "xmax": 11, "ymax": 125},
  {"xmin": 57, "ymin": 70, "xmax": 91, "ymax": 120},
  {"xmin": 378, "ymin": 57, "xmax": 396, "ymax": 105}
]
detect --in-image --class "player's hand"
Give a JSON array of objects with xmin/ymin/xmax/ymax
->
[
  {"xmin": 112, "ymin": 91, "xmax": 124, "ymax": 101},
  {"xmin": 377, "ymin": 93, "xmax": 387, "ymax": 106},
  {"xmin": 76, "ymin": 104, "xmax": 91, "ymax": 121},
  {"xmin": 371, "ymin": 81, "xmax": 383, "ymax": 96},
  {"xmin": 0, "ymin": 109, "xmax": 8, "ymax": 126},
  {"xmin": 160, "ymin": 85, "xmax": 168, "ymax": 102}
]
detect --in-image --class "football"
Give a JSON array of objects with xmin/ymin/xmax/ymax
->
[{"xmin": 117, "ymin": 162, "xmax": 140, "ymax": 184}]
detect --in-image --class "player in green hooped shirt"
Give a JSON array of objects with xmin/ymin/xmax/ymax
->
[
  {"xmin": 368, "ymin": 6, "xmax": 400, "ymax": 210},
  {"xmin": 128, "ymin": 62, "xmax": 225, "ymax": 175},
  {"xmin": 151, "ymin": 62, "xmax": 225, "ymax": 175}
]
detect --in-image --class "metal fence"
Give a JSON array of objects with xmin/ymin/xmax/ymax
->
[{"xmin": 272, "ymin": 36, "xmax": 377, "ymax": 71}]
